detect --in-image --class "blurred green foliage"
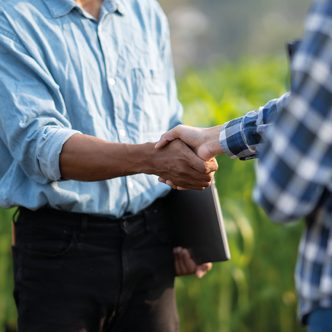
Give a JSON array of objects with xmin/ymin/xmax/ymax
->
[
  {"xmin": 0, "ymin": 57, "xmax": 305, "ymax": 331},
  {"xmin": 176, "ymin": 57, "xmax": 305, "ymax": 332},
  {"xmin": 0, "ymin": 209, "xmax": 16, "ymax": 332}
]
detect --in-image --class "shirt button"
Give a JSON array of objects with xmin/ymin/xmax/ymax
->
[
  {"xmin": 116, "ymin": 3, "xmax": 124, "ymax": 14},
  {"xmin": 108, "ymin": 77, "xmax": 116, "ymax": 86},
  {"xmin": 119, "ymin": 129, "xmax": 126, "ymax": 137},
  {"xmin": 128, "ymin": 180, "xmax": 133, "ymax": 189}
]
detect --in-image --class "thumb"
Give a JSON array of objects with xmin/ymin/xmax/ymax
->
[{"xmin": 155, "ymin": 128, "xmax": 179, "ymax": 149}]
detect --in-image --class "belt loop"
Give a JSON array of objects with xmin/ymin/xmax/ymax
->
[
  {"xmin": 12, "ymin": 207, "xmax": 20, "ymax": 223},
  {"xmin": 11, "ymin": 208, "xmax": 21, "ymax": 247}
]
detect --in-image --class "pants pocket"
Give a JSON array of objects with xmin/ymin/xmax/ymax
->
[{"xmin": 15, "ymin": 214, "xmax": 77, "ymax": 258}]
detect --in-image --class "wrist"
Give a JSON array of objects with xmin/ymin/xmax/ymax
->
[
  {"xmin": 204, "ymin": 126, "xmax": 224, "ymax": 157},
  {"xmin": 125, "ymin": 142, "xmax": 156, "ymax": 175}
]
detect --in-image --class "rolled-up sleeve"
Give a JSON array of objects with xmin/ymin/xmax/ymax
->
[{"xmin": 0, "ymin": 27, "xmax": 80, "ymax": 183}]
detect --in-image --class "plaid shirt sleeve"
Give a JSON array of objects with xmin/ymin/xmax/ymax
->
[
  {"xmin": 220, "ymin": 93, "xmax": 289, "ymax": 160},
  {"xmin": 221, "ymin": 0, "xmax": 332, "ymax": 222}
]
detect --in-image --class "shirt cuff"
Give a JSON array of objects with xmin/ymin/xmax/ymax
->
[
  {"xmin": 219, "ymin": 117, "xmax": 256, "ymax": 160},
  {"xmin": 37, "ymin": 127, "xmax": 81, "ymax": 181}
]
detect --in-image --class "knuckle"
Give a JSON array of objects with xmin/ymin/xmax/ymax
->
[
  {"xmin": 208, "ymin": 159, "xmax": 218, "ymax": 170},
  {"xmin": 204, "ymin": 163, "xmax": 212, "ymax": 174}
]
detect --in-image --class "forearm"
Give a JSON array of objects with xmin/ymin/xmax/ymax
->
[
  {"xmin": 61, "ymin": 134, "xmax": 217, "ymax": 189},
  {"xmin": 60, "ymin": 134, "xmax": 153, "ymax": 181}
]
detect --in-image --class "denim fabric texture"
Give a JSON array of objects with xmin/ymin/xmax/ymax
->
[
  {"xmin": 307, "ymin": 307, "xmax": 332, "ymax": 332},
  {"xmin": 0, "ymin": 0, "xmax": 182, "ymax": 217},
  {"xmin": 13, "ymin": 202, "xmax": 178, "ymax": 332}
]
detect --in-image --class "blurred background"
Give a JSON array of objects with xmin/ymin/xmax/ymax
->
[
  {"xmin": 0, "ymin": 0, "xmax": 311, "ymax": 331},
  {"xmin": 161, "ymin": 0, "xmax": 310, "ymax": 73}
]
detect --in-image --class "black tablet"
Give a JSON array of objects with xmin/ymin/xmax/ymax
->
[{"xmin": 165, "ymin": 184, "xmax": 231, "ymax": 264}]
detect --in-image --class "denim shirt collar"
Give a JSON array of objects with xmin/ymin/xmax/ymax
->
[{"xmin": 42, "ymin": 0, "xmax": 125, "ymax": 18}]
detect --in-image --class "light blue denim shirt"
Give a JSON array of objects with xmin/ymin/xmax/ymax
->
[{"xmin": 0, "ymin": 0, "xmax": 182, "ymax": 217}]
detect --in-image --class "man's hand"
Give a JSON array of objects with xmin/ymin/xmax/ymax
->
[
  {"xmin": 174, "ymin": 247, "xmax": 213, "ymax": 278},
  {"xmin": 155, "ymin": 126, "xmax": 222, "ymax": 189},
  {"xmin": 156, "ymin": 125, "xmax": 224, "ymax": 161},
  {"xmin": 148, "ymin": 139, "xmax": 218, "ymax": 190}
]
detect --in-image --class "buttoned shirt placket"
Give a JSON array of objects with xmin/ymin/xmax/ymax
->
[{"xmin": 95, "ymin": 3, "xmax": 134, "ymax": 210}]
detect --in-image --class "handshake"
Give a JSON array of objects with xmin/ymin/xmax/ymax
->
[
  {"xmin": 154, "ymin": 125, "xmax": 223, "ymax": 277},
  {"xmin": 154, "ymin": 125, "xmax": 223, "ymax": 190}
]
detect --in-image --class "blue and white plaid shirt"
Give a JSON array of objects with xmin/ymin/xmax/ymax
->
[{"xmin": 220, "ymin": 0, "xmax": 332, "ymax": 322}]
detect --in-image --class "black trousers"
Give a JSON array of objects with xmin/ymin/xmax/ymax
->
[{"xmin": 12, "ymin": 201, "xmax": 179, "ymax": 332}]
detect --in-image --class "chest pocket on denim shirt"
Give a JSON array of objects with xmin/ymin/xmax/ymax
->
[{"xmin": 131, "ymin": 67, "xmax": 169, "ymax": 136}]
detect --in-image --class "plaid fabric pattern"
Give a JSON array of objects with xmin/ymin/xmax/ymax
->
[
  {"xmin": 219, "ymin": 94, "xmax": 289, "ymax": 160},
  {"xmin": 220, "ymin": 0, "xmax": 332, "ymax": 322}
]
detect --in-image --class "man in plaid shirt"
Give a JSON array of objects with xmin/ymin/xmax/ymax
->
[{"xmin": 156, "ymin": 0, "xmax": 332, "ymax": 329}]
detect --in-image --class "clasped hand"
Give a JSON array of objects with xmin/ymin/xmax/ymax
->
[
  {"xmin": 151, "ymin": 137, "xmax": 218, "ymax": 190},
  {"xmin": 155, "ymin": 125, "xmax": 223, "ymax": 189}
]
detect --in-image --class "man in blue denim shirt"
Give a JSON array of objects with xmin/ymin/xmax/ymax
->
[
  {"xmin": 157, "ymin": 0, "xmax": 332, "ymax": 330},
  {"xmin": 0, "ymin": 0, "xmax": 217, "ymax": 331}
]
